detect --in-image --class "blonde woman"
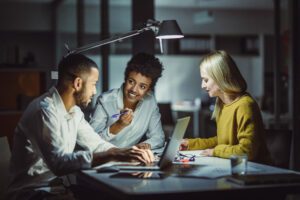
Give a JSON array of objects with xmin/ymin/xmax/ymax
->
[{"xmin": 181, "ymin": 50, "xmax": 271, "ymax": 164}]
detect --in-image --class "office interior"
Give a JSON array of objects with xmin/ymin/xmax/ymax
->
[{"xmin": 0, "ymin": 0, "xmax": 300, "ymax": 198}]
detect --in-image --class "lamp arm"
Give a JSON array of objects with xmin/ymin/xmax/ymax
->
[{"xmin": 65, "ymin": 25, "xmax": 155, "ymax": 57}]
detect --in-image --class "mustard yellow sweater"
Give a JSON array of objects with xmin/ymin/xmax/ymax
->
[{"xmin": 188, "ymin": 94, "xmax": 271, "ymax": 164}]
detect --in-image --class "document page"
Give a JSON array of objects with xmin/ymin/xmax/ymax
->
[{"xmin": 175, "ymin": 150, "xmax": 262, "ymax": 178}]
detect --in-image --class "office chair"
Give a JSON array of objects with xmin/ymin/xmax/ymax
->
[
  {"xmin": 158, "ymin": 103, "xmax": 175, "ymax": 138},
  {"xmin": 0, "ymin": 113, "xmax": 22, "ymax": 151},
  {"xmin": 265, "ymin": 129, "xmax": 292, "ymax": 169}
]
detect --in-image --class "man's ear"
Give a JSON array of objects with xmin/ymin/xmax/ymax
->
[{"xmin": 73, "ymin": 77, "xmax": 83, "ymax": 91}]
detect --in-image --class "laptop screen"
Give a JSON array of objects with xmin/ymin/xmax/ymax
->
[
  {"xmin": 100, "ymin": 116, "xmax": 191, "ymax": 171},
  {"xmin": 158, "ymin": 116, "xmax": 190, "ymax": 170}
]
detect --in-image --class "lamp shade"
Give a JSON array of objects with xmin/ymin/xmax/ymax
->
[{"xmin": 156, "ymin": 20, "xmax": 184, "ymax": 39}]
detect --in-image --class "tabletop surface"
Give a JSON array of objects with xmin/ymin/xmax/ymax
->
[{"xmin": 77, "ymin": 151, "xmax": 300, "ymax": 199}]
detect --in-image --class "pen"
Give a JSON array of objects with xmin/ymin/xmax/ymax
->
[{"xmin": 111, "ymin": 111, "xmax": 128, "ymax": 118}]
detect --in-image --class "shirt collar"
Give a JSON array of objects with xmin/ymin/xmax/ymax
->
[
  {"xmin": 117, "ymin": 85, "xmax": 125, "ymax": 109},
  {"xmin": 51, "ymin": 87, "xmax": 76, "ymax": 120}
]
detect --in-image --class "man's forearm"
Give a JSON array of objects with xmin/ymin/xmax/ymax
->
[{"xmin": 91, "ymin": 148, "xmax": 116, "ymax": 167}]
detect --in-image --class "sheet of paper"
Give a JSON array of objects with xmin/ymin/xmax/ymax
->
[{"xmin": 175, "ymin": 150, "xmax": 263, "ymax": 178}]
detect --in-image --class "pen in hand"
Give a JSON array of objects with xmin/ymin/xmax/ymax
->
[{"xmin": 111, "ymin": 110, "xmax": 128, "ymax": 119}]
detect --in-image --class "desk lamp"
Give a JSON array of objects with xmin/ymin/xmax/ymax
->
[{"xmin": 64, "ymin": 19, "xmax": 184, "ymax": 56}]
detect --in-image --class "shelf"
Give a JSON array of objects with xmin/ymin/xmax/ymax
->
[
  {"xmin": 215, "ymin": 35, "xmax": 259, "ymax": 55},
  {"xmin": 0, "ymin": 69, "xmax": 46, "ymax": 110}
]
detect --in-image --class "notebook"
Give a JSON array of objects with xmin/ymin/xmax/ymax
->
[{"xmin": 113, "ymin": 116, "xmax": 191, "ymax": 171}]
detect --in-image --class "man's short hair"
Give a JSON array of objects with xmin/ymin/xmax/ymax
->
[
  {"xmin": 124, "ymin": 53, "xmax": 164, "ymax": 91},
  {"xmin": 57, "ymin": 54, "xmax": 98, "ymax": 86}
]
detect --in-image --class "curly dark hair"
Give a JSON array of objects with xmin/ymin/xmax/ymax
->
[{"xmin": 124, "ymin": 53, "xmax": 164, "ymax": 91}]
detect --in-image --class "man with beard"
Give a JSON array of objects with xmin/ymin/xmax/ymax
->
[{"xmin": 6, "ymin": 54, "xmax": 154, "ymax": 200}]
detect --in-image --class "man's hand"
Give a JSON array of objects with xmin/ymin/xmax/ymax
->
[
  {"xmin": 131, "ymin": 171, "xmax": 153, "ymax": 178},
  {"xmin": 92, "ymin": 146, "xmax": 154, "ymax": 167},
  {"xmin": 179, "ymin": 139, "xmax": 189, "ymax": 150},
  {"xmin": 136, "ymin": 142, "xmax": 151, "ymax": 150},
  {"xmin": 111, "ymin": 146, "xmax": 154, "ymax": 163},
  {"xmin": 130, "ymin": 146, "xmax": 154, "ymax": 163}
]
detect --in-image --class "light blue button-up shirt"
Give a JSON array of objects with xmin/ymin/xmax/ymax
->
[
  {"xmin": 8, "ymin": 87, "xmax": 115, "ymax": 195},
  {"xmin": 89, "ymin": 86, "xmax": 165, "ymax": 149}
]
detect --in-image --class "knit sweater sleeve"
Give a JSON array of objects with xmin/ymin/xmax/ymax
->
[{"xmin": 187, "ymin": 136, "xmax": 218, "ymax": 150}]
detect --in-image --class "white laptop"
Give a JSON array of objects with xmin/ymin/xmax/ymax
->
[{"xmin": 113, "ymin": 116, "xmax": 190, "ymax": 171}]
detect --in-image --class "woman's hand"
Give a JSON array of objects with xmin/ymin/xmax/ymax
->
[
  {"xmin": 200, "ymin": 148, "xmax": 214, "ymax": 156},
  {"xmin": 179, "ymin": 139, "xmax": 189, "ymax": 150},
  {"xmin": 110, "ymin": 108, "xmax": 133, "ymax": 134},
  {"xmin": 117, "ymin": 108, "xmax": 133, "ymax": 126}
]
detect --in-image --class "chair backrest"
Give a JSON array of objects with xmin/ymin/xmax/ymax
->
[
  {"xmin": 158, "ymin": 103, "xmax": 175, "ymax": 138},
  {"xmin": 158, "ymin": 103, "xmax": 174, "ymax": 126},
  {"xmin": 0, "ymin": 137, "xmax": 12, "ymax": 198},
  {"xmin": 265, "ymin": 129, "xmax": 292, "ymax": 169},
  {"xmin": 0, "ymin": 112, "xmax": 22, "ymax": 151}
]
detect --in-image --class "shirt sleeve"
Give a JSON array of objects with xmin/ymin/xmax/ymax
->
[
  {"xmin": 77, "ymin": 117, "xmax": 115, "ymax": 153},
  {"xmin": 188, "ymin": 136, "xmax": 218, "ymax": 150},
  {"xmin": 34, "ymin": 106, "xmax": 93, "ymax": 176},
  {"xmin": 89, "ymin": 99, "xmax": 113, "ymax": 141},
  {"xmin": 213, "ymin": 103, "xmax": 258, "ymax": 160},
  {"xmin": 142, "ymin": 105, "xmax": 165, "ymax": 149}
]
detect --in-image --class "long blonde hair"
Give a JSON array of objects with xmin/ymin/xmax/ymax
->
[{"xmin": 200, "ymin": 50, "xmax": 247, "ymax": 119}]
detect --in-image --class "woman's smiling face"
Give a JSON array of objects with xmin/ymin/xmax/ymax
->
[{"xmin": 123, "ymin": 71, "xmax": 152, "ymax": 105}]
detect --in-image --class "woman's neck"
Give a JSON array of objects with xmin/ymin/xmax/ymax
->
[
  {"xmin": 219, "ymin": 93, "xmax": 243, "ymax": 105},
  {"xmin": 123, "ymin": 100, "xmax": 137, "ymax": 111}
]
